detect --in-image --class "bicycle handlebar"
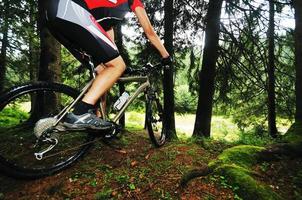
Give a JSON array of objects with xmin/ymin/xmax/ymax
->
[
  {"xmin": 124, "ymin": 62, "xmax": 167, "ymax": 76},
  {"xmin": 73, "ymin": 62, "xmax": 167, "ymax": 77}
]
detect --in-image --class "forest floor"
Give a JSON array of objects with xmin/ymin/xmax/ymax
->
[{"xmin": 0, "ymin": 129, "xmax": 301, "ymax": 200}]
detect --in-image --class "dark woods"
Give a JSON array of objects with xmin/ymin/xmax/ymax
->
[{"xmin": 0, "ymin": 0, "xmax": 300, "ymax": 138}]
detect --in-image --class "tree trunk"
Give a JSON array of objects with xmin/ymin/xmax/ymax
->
[
  {"xmin": 115, "ymin": 24, "xmax": 131, "ymax": 66},
  {"xmin": 294, "ymin": 0, "xmax": 302, "ymax": 121},
  {"xmin": 193, "ymin": 0, "xmax": 223, "ymax": 137},
  {"xmin": 37, "ymin": 0, "xmax": 61, "ymax": 82},
  {"xmin": 29, "ymin": 0, "xmax": 39, "ymax": 82},
  {"xmin": 267, "ymin": 0, "xmax": 278, "ymax": 137},
  {"xmin": 164, "ymin": 0, "xmax": 177, "ymax": 140},
  {"xmin": 115, "ymin": 24, "xmax": 130, "ymax": 128},
  {"xmin": 0, "ymin": 0, "xmax": 9, "ymax": 92},
  {"xmin": 30, "ymin": 0, "xmax": 61, "ymax": 122}
]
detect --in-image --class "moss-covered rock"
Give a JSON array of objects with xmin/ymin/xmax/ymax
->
[
  {"xmin": 208, "ymin": 145, "xmax": 281, "ymax": 200},
  {"xmin": 283, "ymin": 122, "xmax": 302, "ymax": 143},
  {"xmin": 182, "ymin": 125, "xmax": 302, "ymax": 200},
  {"xmin": 215, "ymin": 165, "xmax": 282, "ymax": 200},
  {"xmin": 209, "ymin": 145, "xmax": 264, "ymax": 169}
]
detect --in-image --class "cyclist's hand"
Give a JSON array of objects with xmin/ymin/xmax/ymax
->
[{"xmin": 161, "ymin": 56, "xmax": 173, "ymax": 66}]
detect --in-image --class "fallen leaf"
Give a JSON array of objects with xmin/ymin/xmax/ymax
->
[
  {"xmin": 130, "ymin": 177, "xmax": 135, "ymax": 182},
  {"xmin": 131, "ymin": 161, "xmax": 138, "ymax": 167},
  {"xmin": 111, "ymin": 191, "xmax": 118, "ymax": 196},
  {"xmin": 115, "ymin": 149, "xmax": 127, "ymax": 154}
]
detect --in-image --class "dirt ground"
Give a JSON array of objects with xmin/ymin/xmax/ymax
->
[
  {"xmin": 0, "ymin": 130, "xmax": 234, "ymax": 200},
  {"xmin": 1, "ymin": 129, "xmax": 300, "ymax": 200}
]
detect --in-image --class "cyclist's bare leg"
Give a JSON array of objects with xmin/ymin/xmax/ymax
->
[
  {"xmin": 88, "ymin": 28, "xmax": 115, "ymax": 117},
  {"xmin": 94, "ymin": 65, "xmax": 107, "ymax": 117},
  {"xmin": 82, "ymin": 56, "xmax": 126, "ymax": 105},
  {"xmin": 93, "ymin": 28, "xmax": 115, "ymax": 117}
]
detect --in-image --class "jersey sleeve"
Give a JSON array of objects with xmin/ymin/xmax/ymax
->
[{"xmin": 130, "ymin": 0, "xmax": 144, "ymax": 12}]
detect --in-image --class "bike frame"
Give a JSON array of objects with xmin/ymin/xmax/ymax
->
[
  {"xmin": 111, "ymin": 76, "xmax": 150, "ymax": 123},
  {"xmin": 53, "ymin": 68, "xmax": 151, "ymax": 126}
]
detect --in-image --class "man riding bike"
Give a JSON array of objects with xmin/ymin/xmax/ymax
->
[{"xmin": 42, "ymin": 0, "xmax": 171, "ymax": 130}]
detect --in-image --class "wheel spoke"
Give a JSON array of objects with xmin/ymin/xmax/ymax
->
[
  {"xmin": 146, "ymin": 90, "xmax": 166, "ymax": 147},
  {"xmin": 0, "ymin": 83, "xmax": 94, "ymax": 178}
]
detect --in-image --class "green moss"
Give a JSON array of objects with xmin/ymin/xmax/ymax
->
[
  {"xmin": 209, "ymin": 145, "xmax": 264, "ymax": 169},
  {"xmin": 216, "ymin": 165, "xmax": 282, "ymax": 200},
  {"xmin": 293, "ymin": 169, "xmax": 302, "ymax": 188},
  {"xmin": 95, "ymin": 188, "xmax": 112, "ymax": 200},
  {"xmin": 283, "ymin": 122, "xmax": 302, "ymax": 143},
  {"xmin": 208, "ymin": 145, "xmax": 281, "ymax": 200}
]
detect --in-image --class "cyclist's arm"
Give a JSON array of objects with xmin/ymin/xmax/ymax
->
[{"xmin": 134, "ymin": 7, "xmax": 170, "ymax": 58}]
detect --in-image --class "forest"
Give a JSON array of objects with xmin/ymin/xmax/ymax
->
[{"xmin": 0, "ymin": 0, "xmax": 302, "ymax": 199}]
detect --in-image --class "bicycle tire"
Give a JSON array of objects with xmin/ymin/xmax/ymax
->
[
  {"xmin": 0, "ymin": 82, "xmax": 94, "ymax": 179},
  {"xmin": 146, "ymin": 91, "xmax": 166, "ymax": 147}
]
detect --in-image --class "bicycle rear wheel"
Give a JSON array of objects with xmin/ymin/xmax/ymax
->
[
  {"xmin": 146, "ymin": 90, "xmax": 166, "ymax": 147},
  {"xmin": 0, "ymin": 82, "xmax": 94, "ymax": 179}
]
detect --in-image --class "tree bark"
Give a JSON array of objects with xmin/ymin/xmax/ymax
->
[
  {"xmin": 164, "ymin": 0, "xmax": 177, "ymax": 140},
  {"xmin": 294, "ymin": 0, "xmax": 302, "ymax": 121},
  {"xmin": 0, "ymin": 0, "xmax": 9, "ymax": 93},
  {"xmin": 30, "ymin": 0, "xmax": 62, "ymax": 121},
  {"xmin": 193, "ymin": 0, "xmax": 223, "ymax": 137},
  {"xmin": 29, "ymin": 0, "xmax": 39, "ymax": 82},
  {"xmin": 115, "ymin": 24, "xmax": 131, "ymax": 66},
  {"xmin": 267, "ymin": 0, "xmax": 278, "ymax": 137},
  {"xmin": 115, "ymin": 24, "xmax": 131, "ymax": 128},
  {"xmin": 37, "ymin": 0, "xmax": 61, "ymax": 83}
]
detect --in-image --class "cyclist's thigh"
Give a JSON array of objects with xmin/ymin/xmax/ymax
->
[{"xmin": 44, "ymin": 0, "xmax": 120, "ymax": 65}]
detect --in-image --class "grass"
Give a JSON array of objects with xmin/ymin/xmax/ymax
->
[
  {"xmin": 124, "ymin": 111, "xmax": 242, "ymax": 139},
  {"xmin": 124, "ymin": 111, "xmax": 293, "ymax": 147},
  {"xmin": 1, "ymin": 120, "xmax": 299, "ymax": 200},
  {"xmin": 0, "ymin": 107, "xmax": 29, "ymax": 127},
  {"xmin": 0, "ymin": 101, "xmax": 292, "ymax": 146}
]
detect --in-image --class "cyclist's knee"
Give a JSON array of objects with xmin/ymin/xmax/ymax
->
[{"xmin": 104, "ymin": 56, "xmax": 126, "ymax": 72}]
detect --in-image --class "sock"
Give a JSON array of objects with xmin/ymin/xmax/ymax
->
[{"xmin": 73, "ymin": 101, "xmax": 95, "ymax": 115}]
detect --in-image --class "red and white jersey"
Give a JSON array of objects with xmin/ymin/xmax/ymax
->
[
  {"xmin": 84, "ymin": 0, "xmax": 144, "ymax": 11},
  {"xmin": 84, "ymin": 0, "xmax": 144, "ymax": 30}
]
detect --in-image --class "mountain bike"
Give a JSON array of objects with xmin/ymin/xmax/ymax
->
[{"xmin": 0, "ymin": 57, "xmax": 166, "ymax": 179}]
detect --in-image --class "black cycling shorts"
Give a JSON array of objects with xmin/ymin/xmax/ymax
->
[{"xmin": 44, "ymin": 0, "xmax": 120, "ymax": 65}]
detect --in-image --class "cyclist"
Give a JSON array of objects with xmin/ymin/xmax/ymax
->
[{"xmin": 43, "ymin": 0, "xmax": 171, "ymax": 130}]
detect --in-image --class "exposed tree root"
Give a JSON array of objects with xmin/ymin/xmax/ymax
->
[
  {"xmin": 179, "ymin": 164, "xmax": 212, "ymax": 187},
  {"xmin": 179, "ymin": 145, "xmax": 284, "ymax": 199},
  {"xmin": 180, "ymin": 142, "xmax": 302, "ymax": 186},
  {"xmin": 258, "ymin": 142, "xmax": 302, "ymax": 161},
  {"xmin": 180, "ymin": 123, "xmax": 302, "ymax": 199}
]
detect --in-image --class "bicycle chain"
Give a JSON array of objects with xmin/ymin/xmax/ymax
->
[{"xmin": 37, "ymin": 124, "xmax": 121, "ymax": 160}]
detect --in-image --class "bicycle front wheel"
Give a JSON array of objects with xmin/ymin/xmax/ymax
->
[
  {"xmin": 146, "ymin": 91, "xmax": 166, "ymax": 147},
  {"xmin": 0, "ymin": 82, "xmax": 94, "ymax": 179}
]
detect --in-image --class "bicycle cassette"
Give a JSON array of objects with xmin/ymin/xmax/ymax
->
[{"xmin": 34, "ymin": 117, "xmax": 58, "ymax": 138}]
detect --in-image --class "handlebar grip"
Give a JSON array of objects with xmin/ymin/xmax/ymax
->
[{"xmin": 123, "ymin": 62, "xmax": 163, "ymax": 76}]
